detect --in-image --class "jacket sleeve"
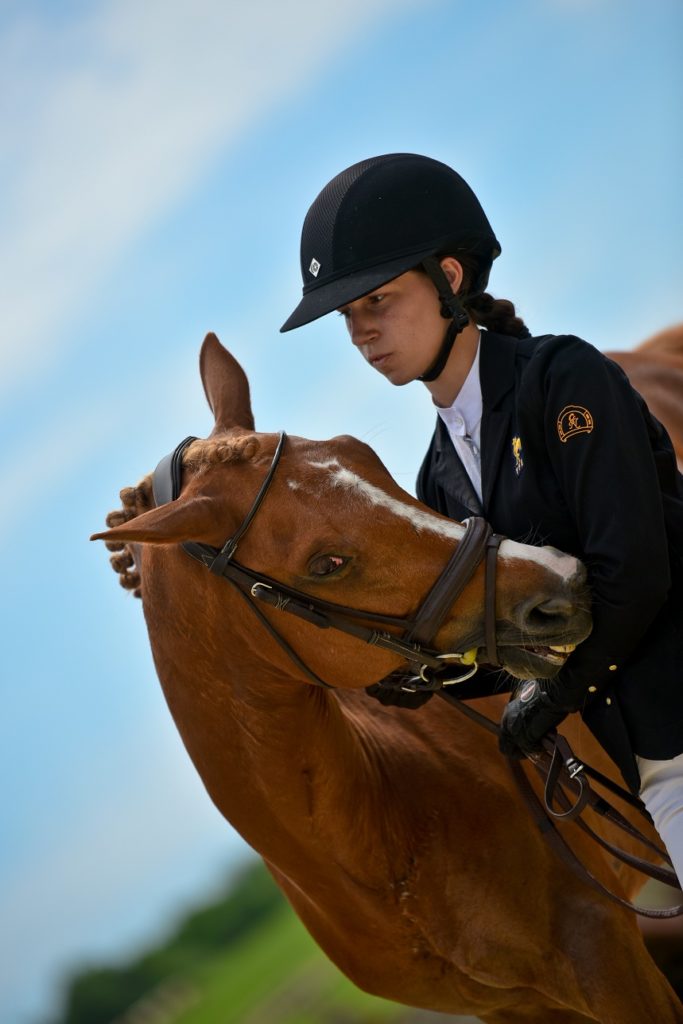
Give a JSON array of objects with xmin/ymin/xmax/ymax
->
[{"xmin": 530, "ymin": 336, "xmax": 671, "ymax": 709}]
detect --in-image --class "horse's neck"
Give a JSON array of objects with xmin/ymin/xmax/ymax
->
[{"xmin": 156, "ymin": 647, "xmax": 412, "ymax": 880}]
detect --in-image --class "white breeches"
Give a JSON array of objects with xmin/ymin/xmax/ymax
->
[{"xmin": 637, "ymin": 752, "xmax": 683, "ymax": 889}]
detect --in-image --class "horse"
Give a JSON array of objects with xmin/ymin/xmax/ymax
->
[
  {"xmin": 608, "ymin": 325, "xmax": 683, "ymax": 468},
  {"xmin": 93, "ymin": 329, "xmax": 683, "ymax": 1024},
  {"xmin": 607, "ymin": 325, "xmax": 683, "ymax": 988}
]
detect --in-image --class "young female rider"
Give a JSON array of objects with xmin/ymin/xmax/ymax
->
[{"xmin": 280, "ymin": 153, "xmax": 683, "ymax": 882}]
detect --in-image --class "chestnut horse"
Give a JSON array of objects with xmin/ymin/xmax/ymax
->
[
  {"xmin": 609, "ymin": 325, "xmax": 683, "ymax": 469},
  {"xmin": 94, "ymin": 330, "xmax": 683, "ymax": 1024}
]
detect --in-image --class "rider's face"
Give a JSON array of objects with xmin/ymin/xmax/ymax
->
[{"xmin": 337, "ymin": 263, "xmax": 457, "ymax": 385}]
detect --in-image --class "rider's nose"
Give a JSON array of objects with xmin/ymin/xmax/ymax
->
[{"xmin": 348, "ymin": 311, "xmax": 377, "ymax": 348}]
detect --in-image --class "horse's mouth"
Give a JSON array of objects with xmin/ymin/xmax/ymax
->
[
  {"xmin": 496, "ymin": 642, "xmax": 577, "ymax": 679},
  {"xmin": 522, "ymin": 642, "xmax": 576, "ymax": 664}
]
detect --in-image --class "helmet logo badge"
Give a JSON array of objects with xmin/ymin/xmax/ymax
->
[{"xmin": 309, "ymin": 258, "xmax": 321, "ymax": 278}]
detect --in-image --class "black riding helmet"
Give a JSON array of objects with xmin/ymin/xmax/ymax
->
[{"xmin": 280, "ymin": 153, "xmax": 501, "ymax": 381}]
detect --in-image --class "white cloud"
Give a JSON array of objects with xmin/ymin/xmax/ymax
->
[{"xmin": 0, "ymin": 0, "xmax": 417, "ymax": 402}]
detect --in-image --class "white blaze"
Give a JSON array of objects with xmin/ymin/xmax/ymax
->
[
  {"xmin": 301, "ymin": 458, "xmax": 580, "ymax": 584},
  {"xmin": 307, "ymin": 459, "xmax": 465, "ymax": 542}
]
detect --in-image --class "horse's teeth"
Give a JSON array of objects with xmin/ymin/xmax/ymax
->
[{"xmin": 548, "ymin": 644, "xmax": 576, "ymax": 653}]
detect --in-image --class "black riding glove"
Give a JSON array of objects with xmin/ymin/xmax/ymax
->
[
  {"xmin": 365, "ymin": 683, "xmax": 434, "ymax": 709},
  {"xmin": 499, "ymin": 680, "xmax": 569, "ymax": 759}
]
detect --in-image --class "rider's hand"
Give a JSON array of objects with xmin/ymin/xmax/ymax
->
[
  {"xmin": 365, "ymin": 683, "xmax": 434, "ymax": 709},
  {"xmin": 498, "ymin": 680, "xmax": 568, "ymax": 758}
]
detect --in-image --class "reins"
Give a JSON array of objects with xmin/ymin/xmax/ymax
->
[
  {"xmin": 436, "ymin": 689, "xmax": 683, "ymax": 918},
  {"xmin": 152, "ymin": 430, "xmax": 682, "ymax": 919}
]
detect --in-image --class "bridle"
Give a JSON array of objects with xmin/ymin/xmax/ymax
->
[
  {"xmin": 152, "ymin": 431, "xmax": 503, "ymax": 692},
  {"xmin": 151, "ymin": 430, "xmax": 682, "ymax": 917}
]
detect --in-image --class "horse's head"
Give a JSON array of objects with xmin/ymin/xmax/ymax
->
[{"xmin": 93, "ymin": 334, "xmax": 591, "ymax": 689}]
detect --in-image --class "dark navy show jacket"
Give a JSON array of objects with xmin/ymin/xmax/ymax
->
[{"xmin": 416, "ymin": 330, "xmax": 683, "ymax": 790}]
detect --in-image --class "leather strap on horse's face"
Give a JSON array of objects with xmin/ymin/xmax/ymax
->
[
  {"xmin": 404, "ymin": 516, "xmax": 501, "ymax": 669},
  {"xmin": 152, "ymin": 435, "xmax": 197, "ymax": 507},
  {"xmin": 151, "ymin": 431, "xmax": 502, "ymax": 690}
]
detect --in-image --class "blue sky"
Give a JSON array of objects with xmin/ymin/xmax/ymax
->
[{"xmin": 1, "ymin": 1, "xmax": 681, "ymax": 1020}]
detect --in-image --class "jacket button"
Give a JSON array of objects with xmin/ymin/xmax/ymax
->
[
  {"xmin": 588, "ymin": 686, "xmax": 597, "ymax": 693},
  {"xmin": 606, "ymin": 697, "xmax": 612, "ymax": 705},
  {"xmin": 608, "ymin": 664, "xmax": 617, "ymax": 671}
]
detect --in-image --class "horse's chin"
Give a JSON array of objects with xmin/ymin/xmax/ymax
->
[{"xmin": 498, "ymin": 646, "xmax": 569, "ymax": 680}]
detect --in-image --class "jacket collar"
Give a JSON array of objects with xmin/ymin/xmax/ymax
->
[
  {"xmin": 431, "ymin": 331, "xmax": 520, "ymax": 514},
  {"xmin": 432, "ymin": 330, "xmax": 517, "ymax": 452},
  {"xmin": 480, "ymin": 330, "xmax": 518, "ymax": 508},
  {"xmin": 480, "ymin": 330, "xmax": 518, "ymax": 409},
  {"xmin": 432, "ymin": 418, "xmax": 483, "ymax": 515}
]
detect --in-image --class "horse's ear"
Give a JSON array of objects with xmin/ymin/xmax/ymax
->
[
  {"xmin": 91, "ymin": 495, "xmax": 217, "ymax": 545},
  {"xmin": 200, "ymin": 333, "xmax": 255, "ymax": 433}
]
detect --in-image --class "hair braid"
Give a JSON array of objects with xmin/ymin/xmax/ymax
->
[
  {"xmin": 426, "ymin": 250, "xmax": 531, "ymax": 339},
  {"xmin": 464, "ymin": 290, "xmax": 530, "ymax": 339}
]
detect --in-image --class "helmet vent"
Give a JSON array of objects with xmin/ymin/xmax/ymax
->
[{"xmin": 301, "ymin": 156, "xmax": 387, "ymax": 281}]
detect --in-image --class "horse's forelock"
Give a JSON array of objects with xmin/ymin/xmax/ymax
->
[
  {"xmin": 102, "ymin": 474, "xmax": 154, "ymax": 598},
  {"xmin": 182, "ymin": 433, "xmax": 261, "ymax": 472},
  {"xmin": 101, "ymin": 436, "xmax": 261, "ymax": 598}
]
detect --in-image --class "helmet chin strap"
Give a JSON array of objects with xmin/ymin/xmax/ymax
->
[{"xmin": 417, "ymin": 256, "xmax": 470, "ymax": 383}]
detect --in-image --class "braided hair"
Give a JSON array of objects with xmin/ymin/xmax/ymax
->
[{"xmin": 428, "ymin": 250, "xmax": 530, "ymax": 339}]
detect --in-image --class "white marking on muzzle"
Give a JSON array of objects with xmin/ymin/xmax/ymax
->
[{"xmin": 501, "ymin": 537, "xmax": 580, "ymax": 584}]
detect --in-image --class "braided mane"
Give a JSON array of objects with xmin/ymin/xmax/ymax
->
[
  {"xmin": 181, "ymin": 432, "xmax": 261, "ymax": 471},
  {"xmin": 102, "ymin": 432, "xmax": 261, "ymax": 597}
]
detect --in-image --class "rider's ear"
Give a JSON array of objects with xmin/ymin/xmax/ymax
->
[{"xmin": 439, "ymin": 257, "xmax": 464, "ymax": 294}]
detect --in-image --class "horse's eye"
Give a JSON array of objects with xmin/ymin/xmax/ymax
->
[{"xmin": 309, "ymin": 554, "xmax": 348, "ymax": 577}]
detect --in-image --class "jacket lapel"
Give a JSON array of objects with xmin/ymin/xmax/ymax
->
[
  {"xmin": 432, "ymin": 418, "xmax": 483, "ymax": 516},
  {"xmin": 480, "ymin": 332, "xmax": 518, "ymax": 511}
]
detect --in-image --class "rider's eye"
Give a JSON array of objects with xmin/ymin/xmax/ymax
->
[{"xmin": 309, "ymin": 554, "xmax": 348, "ymax": 577}]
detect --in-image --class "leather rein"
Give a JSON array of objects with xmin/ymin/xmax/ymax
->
[
  {"xmin": 152, "ymin": 431, "xmax": 682, "ymax": 918},
  {"xmin": 437, "ymin": 690, "xmax": 682, "ymax": 918}
]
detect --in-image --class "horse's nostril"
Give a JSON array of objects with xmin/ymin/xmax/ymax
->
[
  {"xmin": 538, "ymin": 597, "xmax": 574, "ymax": 616},
  {"xmin": 523, "ymin": 596, "xmax": 575, "ymax": 629}
]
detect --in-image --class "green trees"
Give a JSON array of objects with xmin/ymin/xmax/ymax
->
[{"xmin": 53, "ymin": 859, "xmax": 282, "ymax": 1024}]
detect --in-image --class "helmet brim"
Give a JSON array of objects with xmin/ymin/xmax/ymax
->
[{"xmin": 279, "ymin": 246, "xmax": 438, "ymax": 333}]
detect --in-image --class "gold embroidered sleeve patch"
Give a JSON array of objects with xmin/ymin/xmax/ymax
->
[{"xmin": 557, "ymin": 405, "xmax": 594, "ymax": 442}]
